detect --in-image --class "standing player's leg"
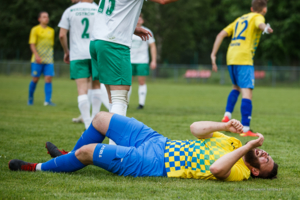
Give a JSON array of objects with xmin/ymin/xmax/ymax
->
[
  {"xmin": 75, "ymin": 78, "xmax": 91, "ymax": 130},
  {"xmin": 137, "ymin": 76, "xmax": 147, "ymax": 109},
  {"xmin": 222, "ymin": 65, "xmax": 240, "ymax": 122},
  {"xmin": 90, "ymin": 81, "xmax": 110, "ymax": 120},
  {"xmin": 136, "ymin": 64, "xmax": 149, "ymax": 109},
  {"xmin": 128, "ymin": 65, "xmax": 137, "ymax": 106},
  {"xmin": 28, "ymin": 63, "xmax": 42, "ymax": 105},
  {"xmin": 235, "ymin": 65, "xmax": 257, "ymax": 137},
  {"xmin": 43, "ymin": 63, "xmax": 55, "ymax": 106}
]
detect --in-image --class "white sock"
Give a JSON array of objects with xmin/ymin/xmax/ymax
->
[
  {"xmin": 78, "ymin": 94, "xmax": 91, "ymax": 129},
  {"xmin": 100, "ymin": 84, "xmax": 110, "ymax": 110},
  {"xmin": 36, "ymin": 163, "xmax": 42, "ymax": 171},
  {"xmin": 243, "ymin": 126, "xmax": 250, "ymax": 133},
  {"xmin": 87, "ymin": 89, "xmax": 93, "ymax": 105},
  {"xmin": 127, "ymin": 86, "xmax": 132, "ymax": 104},
  {"xmin": 224, "ymin": 112, "xmax": 232, "ymax": 119},
  {"xmin": 109, "ymin": 90, "xmax": 128, "ymax": 145},
  {"xmin": 91, "ymin": 89, "xmax": 102, "ymax": 120},
  {"xmin": 109, "ymin": 103, "xmax": 112, "ymax": 112},
  {"xmin": 138, "ymin": 84, "xmax": 147, "ymax": 106},
  {"xmin": 110, "ymin": 90, "xmax": 128, "ymax": 116}
]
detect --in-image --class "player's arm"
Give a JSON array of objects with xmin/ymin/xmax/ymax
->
[
  {"xmin": 210, "ymin": 30, "xmax": 228, "ymax": 72},
  {"xmin": 210, "ymin": 133, "xmax": 264, "ymax": 180},
  {"xmin": 30, "ymin": 44, "xmax": 42, "ymax": 64},
  {"xmin": 149, "ymin": 42, "xmax": 157, "ymax": 70},
  {"xmin": 258, "ymin": 23, "xmax": 273, "ymax": 34},
  {"xmin": 59, "ymin": 28, "xmax": 70, "ymax": 64},
  {"xmin": 149, "ymin": 0, "xmax": 178, "ymax": 5},
  {"xmin": 190, "ymin": 119, "xmax": 243, "ymax": 139}
]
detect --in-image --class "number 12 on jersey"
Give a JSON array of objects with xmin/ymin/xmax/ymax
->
[
  {"xmin": 98, "ymin": 0, "xmax": 115, "ymax": 16},
  {"xmin": 232, "ymin": 20, "xmax": 248, "ymax": 41}
]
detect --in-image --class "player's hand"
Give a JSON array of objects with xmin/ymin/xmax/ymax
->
[
  {"xmin": 150, "ymin": 60, "xmax": 157, "ymax": 70},
  {"xmin": 267, "ymin": 27, "xmax": 273, "ymax": 34},
  {"xmin": 246, "ymin": 133, "xmax": 264, "ymax": 149},
  {"xmin": 225, "ymin": 119, "xmax": 243, "ymax": 134},
  {"xmin": 35, "ymin": 56, "xmax": 42, "ymax": 64},
  {"xmin": 211, "ymin": 54, "xmax": 218, "ymax": 72},
  {"xmin": 64, "ymin": 52, "xmax": 70, "ymax": 64},
  {"xmin": 134, "ymin": 27, "xmax": 152, "ymax": 41}
]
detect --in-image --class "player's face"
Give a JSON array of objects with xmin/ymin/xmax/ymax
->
[
  {"xmin": 137, "ymin": 16, "xmax": 144, "ymax": 26},
  {"xmin": 245, "ymin": 148, "xmax": 274, "ymax": 176},
  {"xmin": 38, "ymin": 13, "xmax": 49, "ymax": 25}
]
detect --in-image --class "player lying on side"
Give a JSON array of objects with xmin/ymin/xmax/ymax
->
[{"xmin": 9, "ymin": 112, "xmax": 278, "ymax": 181}]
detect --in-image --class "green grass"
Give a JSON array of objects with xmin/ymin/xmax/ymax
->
[{"xmin": 0, "ymin": 75, "xmax": 299, "ymax": 199}]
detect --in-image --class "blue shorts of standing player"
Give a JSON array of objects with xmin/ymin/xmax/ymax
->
[
  {"xmin": 223, "ymin": 65, "xmax": 255, "ymax": 136},
  {"xmin": 9, "ymin": 112, "xmax": 168, "ymax": 177},
  {"xmin": 28, "ymin": 63, "xmax": 55, "ymax": 106}
]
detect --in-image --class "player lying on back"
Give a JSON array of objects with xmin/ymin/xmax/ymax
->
[
  {"xmin": 210, "ymin": 0, "xmax": 273, "ymax": 137},
  {"xmin": 9, "ymin": 112, "xmax": 278, "ymax": 181}
]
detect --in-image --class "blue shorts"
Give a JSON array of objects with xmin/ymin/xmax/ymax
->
[
  {"xmin": 93, "ymin": 114, "xmax": 167, "ymax": 177},
  {"xmin": 228, "ymin": 65, "xmax": 254, "ymax": 89},
  {"xmin": 31, "ymin": 63, "xmax": 55, "ymax": 77}
]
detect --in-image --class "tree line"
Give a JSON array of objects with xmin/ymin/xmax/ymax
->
[{"xmin": 0, "ymin": 0, "xmax": 299, "ymax": 66}]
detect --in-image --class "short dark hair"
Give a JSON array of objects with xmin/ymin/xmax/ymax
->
[
  {"xmin": 38, "ymin": 11, "xmax": 48, "ymax": 18},
  {"xmin": 251, "ymin": 0, "xmax": 267, "ymax": 12},
  {"xmin": 251, "ymin": 162, "xmax": 278, "ymax": 179}
]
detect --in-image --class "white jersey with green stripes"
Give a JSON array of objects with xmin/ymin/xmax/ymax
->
[
  {"xmin": 91, "ymin": 0, "xmax": 144, "ymax": 48},
  {"xmin": 58, "ymin": 2, "xmax": 98, "ymax": 61}
]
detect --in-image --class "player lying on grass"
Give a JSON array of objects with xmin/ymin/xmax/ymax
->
[{"xmin": 9, "ymin": 112, "xmax": 278, "ymax": 181}]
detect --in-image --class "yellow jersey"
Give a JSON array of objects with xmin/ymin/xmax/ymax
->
[
  {"xmin": 164, "ymin": 132, "xmax": 250, "ymax": 181},
  {"xmin": 29, "ymin": 25, "xmax": 55, "ymax": 64},
  {"xmin": 223, "ymin": 13, "xmax": 265, "ymax": 65}
]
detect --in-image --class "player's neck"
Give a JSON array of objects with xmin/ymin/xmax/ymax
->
[
  {"xmin": 81, "ymin": 0, "xmax": 93, "ymax": 3},
  {"xmin": 40, "ymin": 24, "xmax": 47, "ymax": 28}
]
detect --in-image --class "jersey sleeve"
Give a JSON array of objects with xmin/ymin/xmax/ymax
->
[
  {"xmin": 224, "ymin": 159, "xmax": 251, "ymax": 181},
  {"xmin": 29, "ymin": 27, "xmax": 37, "ymax": 44},
  {"xmin": 148, "ymin": 30, "xmax": 155, "ymax": 44},
  {"xmin": 254, "ymin": 15, "xmax": 265, "ymax": 28},
  {"xmin": 58, "ymin": 9, "xmax": 70, "ymax": 30},
  {"xmin": 223, "ymin": 21, "xmax": 235, "ymax": 37}
]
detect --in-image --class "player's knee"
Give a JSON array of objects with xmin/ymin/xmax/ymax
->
[
  {"xmin": 75, "ymin": 145, "xmax": 93, "ymax": 163},
  {"xmin": 111, "ymin": 90, "xmax": 128, "ymax": 105}
]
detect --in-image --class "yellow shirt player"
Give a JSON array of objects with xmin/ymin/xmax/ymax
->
[
  {"xmin": 9, "ymin": 112, "xmax": 278, "ymax": 182},
  {"xmin": 210, "ymin": 0, "xmax": 273, "ymax": 137},
  {"xmin": 28, "ymin": 11, "xmax": 55, "ymax": 106}
]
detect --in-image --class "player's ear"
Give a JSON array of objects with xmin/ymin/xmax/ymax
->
[
  {"xmin": 251, "ymin": 168, "xmax": 260, "ymax": 177},
  {"xmin": 250, "ymin": 7, "xmax": 254, "ymax": 12}
]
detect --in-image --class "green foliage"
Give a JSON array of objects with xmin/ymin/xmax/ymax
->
[
  {"xmin": 0, "ymin": 0, "xmax": 300, "ymax": 65},
  {"xmin": 0, "ymin": 76, "xmax": 300, "ymax": 199}
]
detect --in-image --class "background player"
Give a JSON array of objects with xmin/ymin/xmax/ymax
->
[
  {"xmin": 28, "ymin": 11, "xmax": 55, "ymax": 106},
  {"xmin": 89, "ymin": 0, "xmax": 178, "ymax": 145},
  {"xmin": 128, "ymin": 14, "xmax": 157, "ymax": 109},
  {"xmin": 9, "ymin": 112, "xmax": 278, "ymax": 181},
  {"xmin": 58, "ymin": 0, "xmax": 109, "ymax": 130},
  {"xmin": 210, "ymin": 0, "xmax": 273, "ymax": 136}
]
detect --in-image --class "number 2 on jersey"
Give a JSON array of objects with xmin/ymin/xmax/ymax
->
[
  {"xmin": 232, "ymin": 20, "xmax": 248, "ymax": 41},
  {"xmin": 81, "ymin": 18, "xmax": 89, "ymax": 39},
  {"xmin": 98, "ymin": 0, "xmax": 115, "ymax": 16}
]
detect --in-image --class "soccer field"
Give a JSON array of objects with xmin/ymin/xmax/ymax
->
[{"xmin": 0, "ymin": 75, "xmax": 299, "ymax": 199}]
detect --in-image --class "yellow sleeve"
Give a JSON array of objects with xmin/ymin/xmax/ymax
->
[
  {"xmin": 29, "ymin": 27, "xmax": 37, "ymax": 44},
  {"xmin": 254, "ymin": 15, "xmax": 265, "ymax": 28},
  {"xmin": 224, "ymin": 159, "xmax": 250, "ymax": 181},
  {"xmin": 223, "ymin": 21, "xmax": 235, "ymax": 37}
]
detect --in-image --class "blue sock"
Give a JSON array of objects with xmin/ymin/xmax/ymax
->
[
  {"xmin": 72, "ymin": 123, "xmax": 105, "ymax": 152},
  {"xmin": 29, "ymin": 81, "xmax": 37, "ymax": 99},
  {"xmin": 241, "ymin": 98, "xmax": 252, "ymax": 126},
  {"xmin": 44, "ymin": 82, "xmax": 52, "ymax": 102},
  {"xmin": 41, "ymin": 152, "xmax": 85, "ymax": 172},
  {"xmin": 225, "ymin": 90, "xmax": 240, "ymax": 113}
]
